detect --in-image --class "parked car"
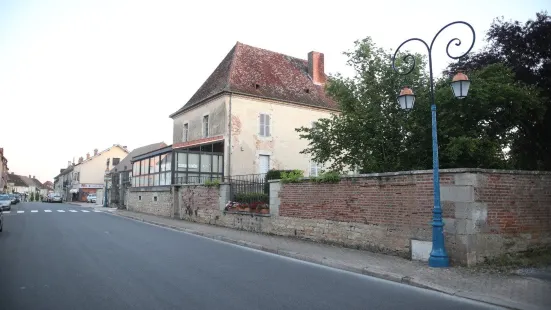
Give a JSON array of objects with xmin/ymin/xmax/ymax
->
[
  {"xmin": 0, "ymin": 194, "xmax": 12, "ymax": 211},
  {"xmin": 49, "ymin": 193, "xmax": 62, "ymax": 203},
  {"xmin": 87, "ymin": 194, "xmax": 97, "ymax": 203},
  {"xmin": 8, "ymin": 194, "xmax": 18, "ymax": 205}
]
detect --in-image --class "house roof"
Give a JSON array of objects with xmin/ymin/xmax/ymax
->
[
  {"xmin": 110, "ymin": 142, "xmax": 167, "ymax": 173},
  {"xmin": 169, "ymin": 42, "xmax": 339, "ymax": 117},
  {"xmin": 7, "ymin": 173, "xmax": 27, "ymax": 187}
]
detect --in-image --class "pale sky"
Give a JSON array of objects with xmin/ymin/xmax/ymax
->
[{"xmin": 1, "ymin": 0, "xmax": 549, "ymax": 182}]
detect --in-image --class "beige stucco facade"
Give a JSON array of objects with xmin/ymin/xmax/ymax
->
[
  {"xmin": 172, "ymin": 94, "xmax": 336, "ymax": 177},
  {"xmin": 229, "ymin": 95, "xmax": 335, "ymax": 176},
  {"xmin": 73, "ymin": 146, "xmax": 129, "ymax": 187}
]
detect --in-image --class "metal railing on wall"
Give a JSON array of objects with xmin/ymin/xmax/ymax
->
[{"xmin": 225, "ymin": 173, "xmax": 268, "ymax": 203}]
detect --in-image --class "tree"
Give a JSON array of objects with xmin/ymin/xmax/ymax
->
[
  {"xmin": 296, "ymin": 38, "xmax": 542, "ymax": 173},
  {"xmin": 447, "ymin": 12, "xmax": 551, "ymax": 170}
]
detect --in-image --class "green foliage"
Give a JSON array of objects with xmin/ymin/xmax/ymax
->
[
  {"xmin": 280, "ymin": 170, "xmax": 304, "ymax": 183},
  {"xmin": 264, "ymin": 169, "xmax": 296, "ymax": 193},
  {"xmin": 297, "ymin": 34, "xmax": 545, "ymax": 173},
  {"xmin": 204, "ymin": 179, "xmax": 220, "ymax": 187},
  {"xmin": 312, "ymin": 171, "xmax": 341, "ymax": 183},
  {"xmin": 30, "ymin": 192, "xmax": 35, "ymax": 201},
  {"xmin": 447, "ymin": 12, "xmax": 551, "ymax": 170},
  {"xmin": 234, "ymin": 192, "xmax": 269, "ymax": 203}
]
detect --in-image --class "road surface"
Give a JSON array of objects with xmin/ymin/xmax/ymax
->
[{"xmin": 0, "ymin": 202, "xmax": 500, "ymax": 310}]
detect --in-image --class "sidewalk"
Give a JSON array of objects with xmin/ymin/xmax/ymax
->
[{"xmin": 112, "ymin": 210, "xmax": 551, "ymax": 310}]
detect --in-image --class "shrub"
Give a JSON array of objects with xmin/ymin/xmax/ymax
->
[
  {"xmin": 204, "ymin": 179, "xmax": 220, "ymax": 187},
  {"xmin": 234, "ymin": 192, "xmax": 269, "ymax": 203},
  {"xmin": 264, "ymin": 169, "xmax": 297, "ymax": 193},
  {"xmin": 312, "ymin": 171, "xmax": 341, "ymax": 183},
  {"xmin": 281, "ymin": 170, "xmax": 304, "ymax": 183}
]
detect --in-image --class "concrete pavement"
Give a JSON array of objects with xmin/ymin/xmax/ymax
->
[{"xmin": 0, "ymin": 202, "xmax": 498, "ymax": 310}]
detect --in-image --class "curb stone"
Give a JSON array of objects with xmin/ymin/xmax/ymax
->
[{"xmin": 111, "ymin": 211, "xmax": 532, "ymax": 310}]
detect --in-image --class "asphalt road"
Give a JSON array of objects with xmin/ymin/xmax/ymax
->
[{"xmin": 0, "ymin": 202, "xmax": 501, "ymax": 310}]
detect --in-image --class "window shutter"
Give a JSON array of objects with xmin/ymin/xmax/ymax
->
[
  {"xmin": 259, "ymin": 114, "xmax": 265, "ymax": 136},
  {"xmin": 310, "ymin": 161, "xmax": 316, "ymax": 176},
  {"xmin": 265, "ymin": 114, "xmax": 270, "ymax": 136}
]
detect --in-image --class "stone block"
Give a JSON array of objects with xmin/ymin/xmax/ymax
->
[
  {"xmin": 441, "ymin": 185, "xmax": 474, "ymax": 202},
  {"xmin": 411, "ymin": 239, "xmax": 431, "ymax": 262}
]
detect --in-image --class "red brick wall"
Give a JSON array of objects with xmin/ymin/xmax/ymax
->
[
  {"xmin": 279, "ymin": 173, "xmax": 454, "ymax": 227},
  {"xmin": 478, "ymin": 173, "xmax": 551, "ymax": 237},
  {"xmin": 277, "ymin": 170, "xmax": 551, "ymax": 264}
]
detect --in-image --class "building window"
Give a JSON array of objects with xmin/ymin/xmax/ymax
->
[
  {"xmin": 138, "ymin": 195, "xmax": 142, "ymax": 201},
  {"xmin": 183, "ymin": 123, "xmax": 189, "ymax": 142},
  {"xmin": 174, "ymin": 149, "xmax": 224, "ymax": 185},
  {"xmin": 202, "ymin": 115, "xmax": 209, "ymax": 138},
  {"xmin": 259, "ymin": 114, "xmax": 271, "ymax": 137},
  {"xmin": 310, "ymin": 160, "xmax": 323, "ymax": 177},
  {"xmin": 153, "ymin": 196, "xmax": 158, "ymax": 202},
  {"xmin": 131, "ymin": 152, "xmax": 172, "ymax": 188}
]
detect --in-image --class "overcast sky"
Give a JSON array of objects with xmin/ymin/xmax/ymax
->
[{"xmin": 0, "ymin": 0, "xmax": 549, "ymax": 182}]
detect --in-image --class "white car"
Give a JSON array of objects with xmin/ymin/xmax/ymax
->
[
  {"xmin": 0, "ymin": 195, "xmax": 11, "ymax": 211},
  {"xmin": 87, "ymin": 194, "xmax": 97, "ymax": 203},
  {"xmin": 49, "ymin": 193, "xmax": 62, "ymax": 203}
]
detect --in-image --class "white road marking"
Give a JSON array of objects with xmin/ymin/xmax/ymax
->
[
  {"xmin": 3, "ymin": 211, "xmax": 10, "ymax": 214},
  {"xmin": 17, "ymin": 210, "xmax": 24, "ymax": 213},
  {"xmin": 57, "ymin": 210, "xmax": 65, "ymax": 212},
  {"xmin": 44, "ymin": 210, "xmax": 52, "ymax": 212},
  {"xmin": 94, "ymin": 210, "xmax": 102, "ymax": 213},
  {"xmin": 69, "ymin": 210, "xmax": 78, "ymax": 212},
  {"xmin": 81, "ymin": 210, "xmax": 90, "ymax": 213},
  {"xmin": 31, "ymin": 210, "xmax": 38, "ymax": 213}
]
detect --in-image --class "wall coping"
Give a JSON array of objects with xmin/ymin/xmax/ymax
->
[
  {"xmin": 129, "ymin": 186, "xmax": 171, "ymax": 192},
  {"xmin": 268, "ymin": 168, "xmax": 550, "ymax": 184},
  {"xmin": 351, "ymin": 168, "xmax": 551, "ymax": 178}
]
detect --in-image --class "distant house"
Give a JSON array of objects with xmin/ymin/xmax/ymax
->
[
  {"xmin": 107, "ymin": 142, "xmax": 167, "ymax": 208},
  {"xmin": 71, "ymin": 145, "xmax": 129, "ymax": 202},
  {"xmin": 6, "ymin": 173, "xmax": 47, "ymax": 197},
  {"xmin": 168, "ymin": 42, "xmax": 338, "ymax": 179},
  {"xmin": 0, "ymin": 148, "xmax": 8, "ymax": 193},
  {"xmin": 7, "ymin": 173, "xmax": 28, "ymax": 194},
  {"xmin": 54, "ymin": 144, "xmax": 129, "ymax": 202}
]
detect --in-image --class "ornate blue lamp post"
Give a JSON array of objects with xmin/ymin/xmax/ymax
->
[{"xmin": 392, "ymin": 21, "xmax": 475, "ymax": 267}]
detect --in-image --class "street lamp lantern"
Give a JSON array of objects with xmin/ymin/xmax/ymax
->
[
  {"xmin": 450, "ymin": 71, "xmax": 470, "ymax": 99},
  {"xmin": 397, "ymin": 86, "xmax": 415, "ymax": 111},
  {"xmin": 392, "ymin": 21, "xmax": 475, "ymax": 268}
]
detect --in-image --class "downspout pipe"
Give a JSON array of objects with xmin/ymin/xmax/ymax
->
[{"xmin": 227, "ymin": 93, "xmax": 232, "ymax": 180}]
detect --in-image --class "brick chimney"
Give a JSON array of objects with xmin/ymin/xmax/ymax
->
[
  {"xmin": 68, "ymin": 161, "xmax": 71, "ymax": 167},
  {"xmin": 308, "ymin": 51, "xmax": 326, "ymax": 85},
  {"xmin": 94, "ymin": 148, "xmax": 98, "ymax": 156},
  {"xmin": 29, "ymin": 175, "xmax": 31, "ymax": 178},
  {"xmin": 78, "ymin": 157, "xmax": 84, "ymax": 164},
  {"xmin": 86, "ymin": 153, "xmax": 90, "ymax": 160},
  {"xmin": 33, "ymin": 175, "xmax": 35, "ymax": 179}
]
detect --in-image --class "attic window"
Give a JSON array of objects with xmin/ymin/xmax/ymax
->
[
  {"xmin": 304, "ymin": 88, "xmax": 310, "ymax": 93},
  {"xmin": 255, "ymin": 83, "xmax": 260, "ymax": 89}
]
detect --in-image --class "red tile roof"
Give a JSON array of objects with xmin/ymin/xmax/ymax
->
[{"xmin": 170, "ymin": 42, "xmax": 338, "ymax": 117}]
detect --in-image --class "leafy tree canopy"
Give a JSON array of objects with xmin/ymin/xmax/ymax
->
[
  {"xmin": 447, "ymin": 12, "xmax": 551, "ymax": 170},
  {"xmin": 297, "ymin": 29, "xmax": 544, "ymax": 173}
]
